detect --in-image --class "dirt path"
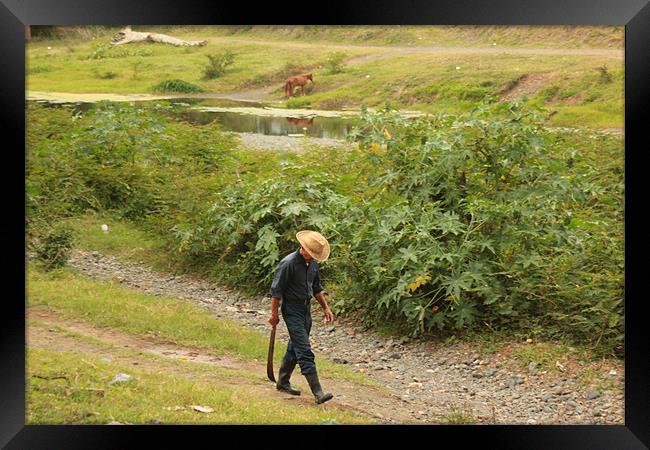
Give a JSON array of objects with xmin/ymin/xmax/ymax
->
[
  {"xmin": 193, "ymin": 86, "xmax": 283, "ymax": 104},
  {"xmin": 28, "ymin": 307, "xmax": 417, "ymax": 423},
  {"xmin": 208, "ymin": 37, "xmax": 624, "ymax": 59},
  {"xmin": 60, "ymin": 250, "xmax": 625, "ymax": 425}
]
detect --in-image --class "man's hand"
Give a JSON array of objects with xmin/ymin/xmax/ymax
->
[
  {"xmin": 314, "ymin": 291, "xmax": 334, "ymax": 324},
  {"xmin": 323, "ymin": 307, "xmax": 334, "ymax": 324},
  {"xmin": 269, "ymin": 297, "xmax": 280, "ymax": 327}
]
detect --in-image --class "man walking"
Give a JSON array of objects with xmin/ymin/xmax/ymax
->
[{"xmin": 268, "ymin": 230, "xmax": 335, "ymax": 404}]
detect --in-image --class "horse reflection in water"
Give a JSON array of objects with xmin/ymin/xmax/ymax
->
[
  {"xmin": 285, "ymin": 117, "xmax": 314, "ymax": 127},
  {"xmin": 284, "ymin": 73, "xmax": 314, "ymax": 98}
]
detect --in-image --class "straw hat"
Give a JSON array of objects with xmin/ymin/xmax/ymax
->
[{"xmin": 296, "ymin": 230, "xmax": 330, "ymax": 262}]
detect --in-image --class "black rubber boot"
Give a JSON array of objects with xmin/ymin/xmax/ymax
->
[
  {"xmin": 304, "ymin": 372, "xmax": 333, "ymax": 404},
  {"xmin": 276, "ymin": 355, "xmax": 301, "ymax": 396}
]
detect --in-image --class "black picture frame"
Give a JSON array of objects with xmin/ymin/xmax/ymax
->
[{"xmin": 3, "ymin": 0, "xmax": 648, "ymax": 448}]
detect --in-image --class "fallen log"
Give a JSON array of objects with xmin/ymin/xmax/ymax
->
[{"xmin": 111, "ymin": 26, "xmax": 207, "ymax": 47}]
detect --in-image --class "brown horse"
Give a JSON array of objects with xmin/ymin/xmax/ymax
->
[
  {"xmin": 284, "ymin": 73, "xmax": 314, "ymax": 98},
  {"xmin": 286, "ymin": 117, "xmax": 314, "ymax": 127}
]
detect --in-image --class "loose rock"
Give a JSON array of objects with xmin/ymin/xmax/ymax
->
[
  {"xmin": 586, "ymin": 390, "xmax": 601, "ymax": 400},
  {"xmin": 109, "ymin": 373, "xmax": 133, "ymax": 385}
]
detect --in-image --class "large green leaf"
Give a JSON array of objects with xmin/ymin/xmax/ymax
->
[{"xmin": 281, "ymin": 202, "xmax": 310, "ymax": 217}]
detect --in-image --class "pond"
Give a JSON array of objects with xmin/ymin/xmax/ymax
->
[{"xmin": 29, "ymin": 97, "xmax": 360, "ymax": 140}]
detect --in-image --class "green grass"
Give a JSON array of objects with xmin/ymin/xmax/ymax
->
[
  {"xmin": 179, "ymin": 25, "xmax": 623, "ymax": 49},
  {"xmin": 27, "ymin": 38, "xmax": 349, "ymax": 95},
  {"xmin": 28, "ymin": 318, "xmax": 260, "ymax": 383},
  {"xmin": 438, "ymin": 324, "xmax": 616, "ymax": 365},
  {"xmin": 280, "ymin": 52, "xmax": 623, "ymax": 127},
  {"xmin": 27, "ymin": 347, "xmax": 371, "ymax": 424},
  {"xmin": 576, "ymin": 365, "xmax": 624, "ymax": 395},
  {"xmin": 27, "ymin": 265, "xmax": 374, "ymax": 386},
  {"xmin": 458, "ymin": 329, "xmax": 512, "ymax": 357},
  {"xmin": 547, "ymin": 105, "xmax": 623, "ymax": 128},
  {"xmin": 511, "ymin": 342, "xmax": 574, "ymax": 372},
  {"xmin": 62, "ymin": 212, "xmax": 176, "ymax": 272}
]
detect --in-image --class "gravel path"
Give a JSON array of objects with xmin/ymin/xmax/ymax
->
[
  {"xmin": 67, "ymin": 250, "xmax": 624, "ymax": 424},
  {"xmin": 236, "ymin": 132, "xmax": 352, "ymax": 152},
  {"xmin": 235, "ymin": 127, "xmax": 621, "ymax": 153}
]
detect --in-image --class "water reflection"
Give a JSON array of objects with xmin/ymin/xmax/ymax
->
[
  {"xmin": 29, "ymin": 99, "xmax": 356, "ymax": 140},
  {"xmin": 180, "ymin": 109, "xmax": 354, "ymax": 139},
  {"xmin": 286, "ymin": 117, "xmax": 314, "ymax": 128}
]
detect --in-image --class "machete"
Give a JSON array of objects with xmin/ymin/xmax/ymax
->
[{"xmin": 267, "ymin": 324, "xmax": 277, "ymax": 382}]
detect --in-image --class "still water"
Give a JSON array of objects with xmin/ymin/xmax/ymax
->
[
  {"xmin": 180, "ymin": 109, "xmax": 355, "ymax": 139},
  {"xmin": 31, "ymin": 97, "xmax": 358, "ymax": 140}
]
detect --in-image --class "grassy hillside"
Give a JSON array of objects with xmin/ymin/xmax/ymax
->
[
  {"xmin": 30, "ymin": 25, "xmax": 624, "ymax": 49},
  {"xmin": 205, "ymin": 25, "xmax": 624, "ymax": 49},
  {"xmin": 27, "ymin": 25, "xmax": 624, "ymax": 128}
]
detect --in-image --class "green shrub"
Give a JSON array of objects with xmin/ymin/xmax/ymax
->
[
  {"xmin": 343, "ymin": 103, "xmax": 623, "ymax": 352},
  {"xmin": 27, "ymin": 103, "xmax": 238, "ymax": 229},
  {"xmin": 325, "ymin": 52, "xmax": 346, "ymax": 74},
  {"xmin": 202, "ymin": 50, "xmax": 236, "ymax": 80},
  {"xmin": 82, "ymin": 43, "xmax": 153, "ymax": 60},
  {"xmin": 173, "ymin": 162, "xmax": 347, "ymax": 288},
  {"xmin": 26, "ymin": 107, "xmax": 96, "ymax": 231},
  {"xmin": 35, "ymin": 223, "xmax": 75, "ymax": 271},
  {"xmin": 28, "ymin": 103, "xmax": 172, "ymax": 223},
  {"xmin": 151, "ymin": 79, "xmax": 204, "ymax": 93}
]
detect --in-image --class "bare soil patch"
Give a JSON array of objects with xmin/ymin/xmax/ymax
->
[
  {"xmin": 500, "ymin": 73, "xmax": 550, "ymax": 101},
  {"xmin": 27, "ymin": 307, "xmax": 421, "ymax": 423}
]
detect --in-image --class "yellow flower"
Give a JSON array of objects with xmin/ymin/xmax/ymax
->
[
  {"xmin": 500, "ymin": 175, "xmax": 507, "ymax": 181},
  {"xmin": 383, "ymin": 128, "xmax": 393, "ymax": 139},
  {"xmin": 406, "ymin": 273, "xmax": 432, "ymax": 293},
  {"xmin": 369, "ymin": 143, "xmax": 381, "ymax": 154}
]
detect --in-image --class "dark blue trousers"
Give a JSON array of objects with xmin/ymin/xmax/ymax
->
[{"xmin": 281, "ymin": 301, "xmax": 316, "ymax": 375}]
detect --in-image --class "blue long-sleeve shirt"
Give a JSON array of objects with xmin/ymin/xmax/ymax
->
[{"xmin": 269, "ymin": 248, "xmax": 324, "ymax": 302}]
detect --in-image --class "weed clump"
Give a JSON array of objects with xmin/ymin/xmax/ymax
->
[
  {"xmin": 325, "ymin": 51, "xmax": 346, "ymax": 74},
  {"xmin": 596, "ymin": 65, "xmax": 613, "ymax": 83},
  {"xmin": 202, "ymin": 50, "xmax": 236, "ymax": 80},
  {"xmin": 151, "ymin": 79, "xmax": 204, "ymax": 93},
  {"xmin": 82, "ymin": 43, "xmax": 153, "ymax": 60},
  {"xmin": 92, "ymin": 69, "xmax": 118, "ymax": 80},
  {"xmin": 35, "ymin": 223, "xmax": 75, "ymax": 271}
]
